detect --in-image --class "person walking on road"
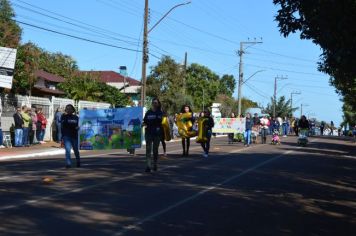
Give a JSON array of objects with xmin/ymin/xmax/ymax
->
[
  {"xmin": 228, "ymin": 112, "xmax": 236, "ymax": 144},
  {"xmin": 21, "ymin": 106, "xmax": 31, "ymax": 147},
  {"xmin": 61, "ymin": 104, "xmax": 81, "ymax": 168},
  {"xmin": 13, "ymin": 106, "xmax": 24, "ymax": 147},
  {"xmin": 143, "ymin": 98, "xmax": 163, "ymax": 172},
  {"xmin": 330, "ymin": 121, "xmax": 335, "ymax": 136},
  {"xmin": 320, "ymin": 121, "xmax": 325, "ymax": 136},
  {"xmin": 180, "ymin": 105, "xmax": 194, "ymax": 156},
  {"xmin": 200, "ymin": 110, "xmax": 214, "ymax": 157},
  {"xmin": 260, "ymin": 115, "xmax": 269, "ymax": 144},
  {"xmin": 282, "ymin": 116, "xmax": 289, "ymax": 137},
  {"xmin": 298, "ymin": 115, "xmax": 310, "ymax": 137},
  {"xmin": 244, "ymin": 113, "xmax": 253, "ymax": 147}
]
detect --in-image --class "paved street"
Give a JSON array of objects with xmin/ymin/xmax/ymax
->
[{"xmin": 0, "ymin": 136, "xmax": 355, "ymax": 236}]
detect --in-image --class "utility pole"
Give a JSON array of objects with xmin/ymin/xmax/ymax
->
[
  {"xmin": 183, "ymin": 52, "xmax": 187, "ymax": 95},
  {"xmin": 140, "ymin": 0, "xmax": 149, "ymax": 107},
  {"xmin": 237, "ymin": 39, "xmax": 262, "ymax": 117},
  {"xmin": 300, "ymin": 103, "xmax": 309, "ymax": 117},
  {"xmin": 290, "ymin": 91, "xmax": 301, "ymax": 117},
  {"xmin": 273, "ymin": 75, "xmax": 288, "ymax": 118},
  {"xmin": 140, "ymin": 1, "xmax": 191, "ymax": 107}
]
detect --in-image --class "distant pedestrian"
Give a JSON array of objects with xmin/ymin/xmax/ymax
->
[
  {"xmin": 21, "ymin": 106, "xmax": 31, "ymax": 147},
  {"xmin": 282, "ymin": 116, "xmax": 289, "ymax": 137},
  {"xmin": 29, "ymin": 107, "xmax": 38, "ymax": 145},
  {"xmin": 13, "ymin": 106, "xmax": 24, "ymax": 147},
  {"xmin": 200, "ymin": 110, "xmax": 214, "ymax": 157},
  {"xmin": 320, "ymin": 121, "xmax": 325, "ymax": 136},
  {"xmin": 36, "ymin": 108, "xmax": 47, "ymax": 144},
  {"xmin": 244, "ymin": 113, "xmax": 253, "ymax": 147},
  {"xmin": 143, "ymin": 98, "xmax": 163, "ymax": 172},
  {"xmin": 55, "ymin": 107, "xmax": 63, "ymax": 143},
  {"xmin": 228, "ymin": 112, "xmax": 236, "ymax": 144},
  {"xmin": 61, "ymin": 104, "xmax": 80, "ymax": 168},
  {"xmin": 260, "ymin": 115, "xmax": 269, "ymax": 144},
  {"xmin": 330, "ymin": 121, "xmax": 335, "ymax": 136}
]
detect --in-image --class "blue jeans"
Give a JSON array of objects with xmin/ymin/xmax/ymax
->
[
  {"xmin": 22, "ymin": 128, "xmax": 29, "ymax": 146},
  {"xmin": 282, "ymin": 124, "xmax": 289, "ymax": 136},
  {"xmin": 15, "ymin": 128, "xmax": 23, "ymax": 146},
  {"xmin": 0, "ymin": 128, "xmax": 3, "ymax": 146},
  {"xmin": 245, "ymin": 129, "xmax": 251, "ymax": 145},
  {"xmin": 63, "ymin": 136, "xmax": 80, "ymax": 166},
  {"xmin": 56, "ymin": 124, "xmax": 62, "ymax": 142},
  {"xmin": 38, "ymin": 129, "xmax": 45, "ymax": 141}
]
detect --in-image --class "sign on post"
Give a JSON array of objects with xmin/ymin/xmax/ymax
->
[
  {"xmin": 0, "ymin": 47, "xmax": 17, "ymax": 89},
  {"xmin": 79, "ymin": 107, "xmax": 143, "ymax": 150},
  {"xmin": 212, "ymin": 118, "xmax": 246, "ymax": 133}
]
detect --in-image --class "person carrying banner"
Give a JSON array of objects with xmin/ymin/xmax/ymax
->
[
  {"xmin": 244, "ymin": 113, "xmax": 253, "ymax": 147},
  {"xmin": 200, "ymin": 110, "xmax": 214, "ymax": 158},
  {"xmin": 143, "ymin": 98, "xmax": 163, "ymax": 172},
  {"xmin": 61, "ymin": 104, "xmax": 81, "ymax": 168},
  {"xmin": 228, "ymin": 112, "xmax": 236, "ymax": 144}
]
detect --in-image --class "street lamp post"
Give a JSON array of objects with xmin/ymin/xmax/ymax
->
[
  {"xmin": 237, "ymin": 40, "xmax": 263, "ymax": 117},
  {"xmin": 273, "ymin": 76, "xmax": 288, "ymax": 118},
  {"xmin": 300, "ymin": 103, "xmax": 309, "ymax": 117},
  {"xmin": 140, "ymin": 1, "xmax": 191, "ymax": 107},
  {"xmin": 119, "ymin": 66, "xmax": 127, "ymax": 94},
  {"xmin": 290, "ymin": 91, "xmax": 301, "ymax": 117}
]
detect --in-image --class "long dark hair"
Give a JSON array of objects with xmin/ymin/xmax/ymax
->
[
  {"xmin": 180, "ymin": 104, "xmax": 192, "ymax": 113},
  {"xmin": 152, "ymin": 97, "xmax": 162, "ymax": 110}
]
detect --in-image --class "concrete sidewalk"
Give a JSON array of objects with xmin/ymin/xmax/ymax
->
[{"xmin": 0, "ymin": 142, "xmax": 65, "ymax": 160}]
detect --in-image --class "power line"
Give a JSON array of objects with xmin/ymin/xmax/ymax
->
[
  {"xmin": 15, "ymin": 19, "xmax": 142, "ymax": 52},
  {"xmin": 13, "ymin": 0, "xmax": 140, "ymax": 42},
  {"xmin": 243, "ymin": 63, "xmax": 326, "ymax": 77}
]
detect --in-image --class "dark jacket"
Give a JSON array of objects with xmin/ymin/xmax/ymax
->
[
  {"xmin": 298, "ymin": 119, "xmax": 309, "ymax": 129},
  {"xmin": 144, "ymin": 109, "xmax": 163, "ymax": 136},
  {"xmin": 61, "ymin": 114, "xmax": 79, "ymax": 139},
  {"xmin": 13, "ymin": 112, "xmax": 24, "ymax": 129},
  {"xmin": 245, "ymin": 117, "xmax": 253, "ymax": 130},
  {"xmin": 205, "ymin": 116, "xmax": 215, "ymax": 131}
]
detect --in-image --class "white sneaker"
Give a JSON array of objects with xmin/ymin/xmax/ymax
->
[
  {"xmin": 0, "ymin": 145, "xmax": 5, "ymax": 149},
  {"xmin": 203, "ymin": 153, "xmax": 208, "ymax": 158}
]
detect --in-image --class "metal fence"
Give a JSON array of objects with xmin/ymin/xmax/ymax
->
[{"xmin": 0, "ymin": 94, "xmax": 110, "ymax": 141}]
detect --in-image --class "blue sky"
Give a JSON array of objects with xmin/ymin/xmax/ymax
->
[{"xmin": 11, "ymin": 0, "xmax": 343, "ymax": 125}]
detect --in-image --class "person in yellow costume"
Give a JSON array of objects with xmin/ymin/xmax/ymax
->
[{"xmin": 177, "ymin": 105, "xmax": 194, "ymax": 156}]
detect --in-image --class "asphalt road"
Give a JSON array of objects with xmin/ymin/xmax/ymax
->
[{"xmin": 0, "ymin": 136, "xmax": 355, "ymax": 236}]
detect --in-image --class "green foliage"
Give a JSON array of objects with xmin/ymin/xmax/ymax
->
[
  {"xmin": 59, "ymin": 73, "xmax": 129, "ymax": 106},
  {"xmin": 186, "ymin": 63, "xmax": 220, "ymax": 111},
  {"xmin": 216, "ymin": 94, "xmax": 258, "ymax": 117},
  {"xmin": 0, "ymin": 0, "xmax": 21, "ymax": 48},
  {"xmin": 13, "ymin": 42, "xmax": 41, "ymax": 94},
  {"xmin": 273, "ymin": 0, "xmax": 356, "ymax": 124},
  {"xmin": 219, "ymin": 74, "xmax": 236, "ymax": 97},
  {"xmin": 264, "ymin": 96, "xmax": 298, "ymax": 118}
]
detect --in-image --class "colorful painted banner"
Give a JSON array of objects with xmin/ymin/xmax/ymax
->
[
  {"xmin": 79, "ymin": 107, "xmax": 143, "ymax": 150},
  {"xmin": 212, "ymin": 118, "xmax": 246, "ymax": 133}
]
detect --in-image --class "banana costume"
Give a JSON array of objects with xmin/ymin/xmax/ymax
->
[
  {"xmin": 176, "ymin": 112, "xmax": 197, "ymax": 138},
  {"xmin": 161, "ymin": 116, "xmax": 171, "ymax": 141},
  {"xmin": 196, "ymin": 117, "xmax": 209, "ymax": 143}
]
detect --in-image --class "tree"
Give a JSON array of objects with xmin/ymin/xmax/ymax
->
[
  {"xmin": 218, "ymin": 74, "xmax": 236, "ymax": 97},
  {"xmin": 186, "ymin": 63, "xmax": 220, "ymax": 111},
  {"xmin": 264, "ymin": 96, "xmax": 298, "ymax": 118},
  {"xmin": 273, "ymin": 0, "xmax": 356, "ymax": 123},
  {"xmin": 13, "ymin": 42, "xmax": 41, "ymax": 95},
  {"xmin": 0, "ymin": 0, "xmax": 21, "ymax": 48}
]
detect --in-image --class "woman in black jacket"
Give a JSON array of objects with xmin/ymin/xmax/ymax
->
[
  {"xmin": 201, "ymin": 110, "xmax": 214, "ymax": 158},
  {"xmin": 61, "ymin": 104, "xmax": 80, "ymax": 168}
]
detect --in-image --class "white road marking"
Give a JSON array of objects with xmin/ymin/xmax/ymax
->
[{"xmin": 114, "ymin": 149, "xmax": 293, "ymax": 236}]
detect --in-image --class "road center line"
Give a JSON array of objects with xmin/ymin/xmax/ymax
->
[{"xmin": 115, "ymin": 149, "xmax": 293, "ymax": 236}]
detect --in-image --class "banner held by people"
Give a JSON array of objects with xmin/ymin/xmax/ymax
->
[
  {"xmin": 212, "ymin": 118, "xmax": 246, "ymax": 133},
  {"xmin": 79, "ymin": 107, "xmax": 143, "ymax": 150}
]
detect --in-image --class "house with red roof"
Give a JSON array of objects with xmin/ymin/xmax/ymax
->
[
  {"xmin": 32, "ymin": 70, "xmax": 65, "ymax": 97},
  {"xmin": 82, "ymin": 71, "xmax": 141, "ymax": 104}
]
